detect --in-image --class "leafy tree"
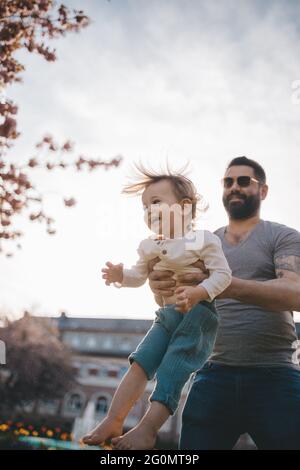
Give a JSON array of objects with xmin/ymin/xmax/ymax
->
[
  {"xmin": 0, "ymin": 1, "xmax": 122, "ymax": 256},
  {"xmin": 0, "ymin": 312, "xmax": 75, "ymax": 411}
]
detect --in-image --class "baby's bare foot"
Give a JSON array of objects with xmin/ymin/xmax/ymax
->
[
  {"xmin": 111, "ymin": 422, "xmax": 157, "ymax": 450},
  {"xmin": 82, "ymin": 416, "xmax": 123, "ymax": 446}
]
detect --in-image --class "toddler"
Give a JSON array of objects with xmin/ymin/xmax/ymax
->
[{"xmin": 82, "ymin": 166, "xmax": 231, "ymax": 450}]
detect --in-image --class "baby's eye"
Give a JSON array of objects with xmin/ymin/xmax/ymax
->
[{"xmin": 152, "ymin": 200, "xmax": 161, "ymax": 205}]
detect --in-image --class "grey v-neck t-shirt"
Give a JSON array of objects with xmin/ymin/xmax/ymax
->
[{"xmin": 210, "ymin": 219, "xmax": 300, "ymax": 368}]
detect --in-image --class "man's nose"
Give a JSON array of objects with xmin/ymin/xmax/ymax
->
[{"xmin": 230, "ymin": 180, "xmax": 242, "ymax": 191}]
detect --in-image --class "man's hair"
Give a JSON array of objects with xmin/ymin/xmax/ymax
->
[
  {"xmin": 122, "ymin": 163, "xmax": 207, "ymax": 220},
  {"xmin": 226, "ymin": 156, "xmax": 266, "ymax": 184}
]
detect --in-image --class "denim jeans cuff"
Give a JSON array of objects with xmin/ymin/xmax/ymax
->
[
  {"xmin": 128, "ymin": 354, "xmax": 154, "ymax": 381},
  {"xmin": 149, "ymin": 391, "xmax": 179, "ymax": 415}
]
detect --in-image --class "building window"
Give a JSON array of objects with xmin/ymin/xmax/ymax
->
[
  {"xmin": 101, "ymin": 336, "xmax": 113, "ymax": 349},
  {"xmin": 107, "ymin": 369, "xmax": 118, "ymax": 378},
  {"xmin": 120, "ymin": 337, "xmax": 132, "ymax": 351},
  {"xmin": 18, "ymin": 400, "xmax": 35, "ymax": 413},
  {"xmin": 95, "ymin": 396, "xmax": 109, "ymax": 415},
  {"xmin": 63, "ymin": 392, "xmax": 85, "ymax": 416},
  {"xmin": 86, "ymin": 336, "xmax": 97, "ymax": 349}
]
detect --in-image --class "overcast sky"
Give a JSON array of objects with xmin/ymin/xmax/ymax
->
[{"xmin": 1, "ymin": 0, "xmax": 300, "ymax": 321}]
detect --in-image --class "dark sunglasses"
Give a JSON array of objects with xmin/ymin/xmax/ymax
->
[{"xmin": 221, "ymin": 176, "xmax": 260, "ymax": 189}]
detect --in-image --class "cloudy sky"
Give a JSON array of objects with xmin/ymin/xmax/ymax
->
[{"xmin": 1, "ymin": 0, "xmax": 300, "ymax": 321}]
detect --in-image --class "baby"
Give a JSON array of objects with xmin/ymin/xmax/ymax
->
[{"xmin": 82, "ymin": 166, "xmax": 231, "ymax": 450}]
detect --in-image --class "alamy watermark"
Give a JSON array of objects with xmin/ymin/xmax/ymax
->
[
  {"xmin": 144, "ymin": 202, "xmax": 205, "ymax": 249},
  {"xmin": 0, "ymin": 340, "xmax": 6, "ymax": 365},
  {"xmin": 291, "ymin": 80, "xmax": 300, "ymax": 104},
  {"xmin": 292, "ymin": 339, "xmax": 300, "ymax": 365}
]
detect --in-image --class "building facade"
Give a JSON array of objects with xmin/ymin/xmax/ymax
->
[{"xmin": 6, "ymin": 314, "xmax": 300, "ymax": 449}]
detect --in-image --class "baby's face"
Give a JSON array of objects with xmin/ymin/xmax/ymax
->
[
  {"xmin": 142, "ymin": 180, "xmax": 192, "ymax": 237},
  {"xmin": 142, "ymin": 179, "xmax": 178, "ymax": 210}
]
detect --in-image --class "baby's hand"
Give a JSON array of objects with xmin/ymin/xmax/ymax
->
[
  {"xmin": 102, "ymin": 262, "xmax": 124, "ymax": 286},
  {"xmin": 175, "ymin": 285, "xmax": 208, "ymax": 313}
]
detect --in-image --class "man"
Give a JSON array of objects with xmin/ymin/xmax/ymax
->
[{"xmin": 148, "ymin": 156, "xmax": 300, "ymax": 450}]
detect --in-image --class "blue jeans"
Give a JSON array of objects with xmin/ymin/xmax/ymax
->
[
  {"xmin": 180, "ymin": 361, "xmax": 300, "ymax": 450},
  {"xmin": 129, "ymin": 301, "xmax": 218, "ymax": 414}
]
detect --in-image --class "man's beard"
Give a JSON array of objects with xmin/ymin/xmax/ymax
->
[{"xmin": 223, "ymin": 192, "xmax": 261, "ymax": 220}]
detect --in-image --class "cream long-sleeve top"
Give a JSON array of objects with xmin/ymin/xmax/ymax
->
[{"xmin": 119, "ymin": 229, "xmax": 232, "ymax": 302}]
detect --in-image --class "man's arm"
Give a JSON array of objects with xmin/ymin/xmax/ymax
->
[
  {"xmin": 218, "ymin": 255, "xmax": 300, "ymax": 312},
  {"xmin": 148, "ymin": 248, "xmax": 300, "ymax": 312}
]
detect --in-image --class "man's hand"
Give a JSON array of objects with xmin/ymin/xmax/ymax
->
[
  {"xmin": 101, "ymin": 261, "xmax": 123, "ymax": 285},
  {"xmin": 148, "ymin": 258, "xmax": 209, "ymax": 298},
  {"xmin": 176, "ymin": 263, "xmax": 209, "ymax": 287},
  {"xmin": 175, "ymin": 285, "xmax": 209, "ymax": 313}
]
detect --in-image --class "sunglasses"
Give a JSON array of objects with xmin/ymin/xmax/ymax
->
[{"xmin": 221, "ymin": 176, "xmax": 260, "ymax": 189}]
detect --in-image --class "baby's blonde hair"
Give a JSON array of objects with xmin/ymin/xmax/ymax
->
[{"xmin": 122, "ymin": 162, "xmax": 208, "ymax": 221}]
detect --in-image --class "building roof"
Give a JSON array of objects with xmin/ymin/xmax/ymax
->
[
  {"xmin": 53, "ymin": 313, "xmax": 153, "ymax": 334},
  {"xmin": 46, "ymin": 314, "xmax": 300, "ymax": 337}
]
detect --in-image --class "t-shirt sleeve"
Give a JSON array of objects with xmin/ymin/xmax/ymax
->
[{"xmin": 273, "ymin": 224, "xmax": 300, "ymax": 261}]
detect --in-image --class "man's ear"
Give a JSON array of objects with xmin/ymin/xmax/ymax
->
[{"xmin": 261, "ymin": 183, "xmax": 268, "ymax": 201}]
